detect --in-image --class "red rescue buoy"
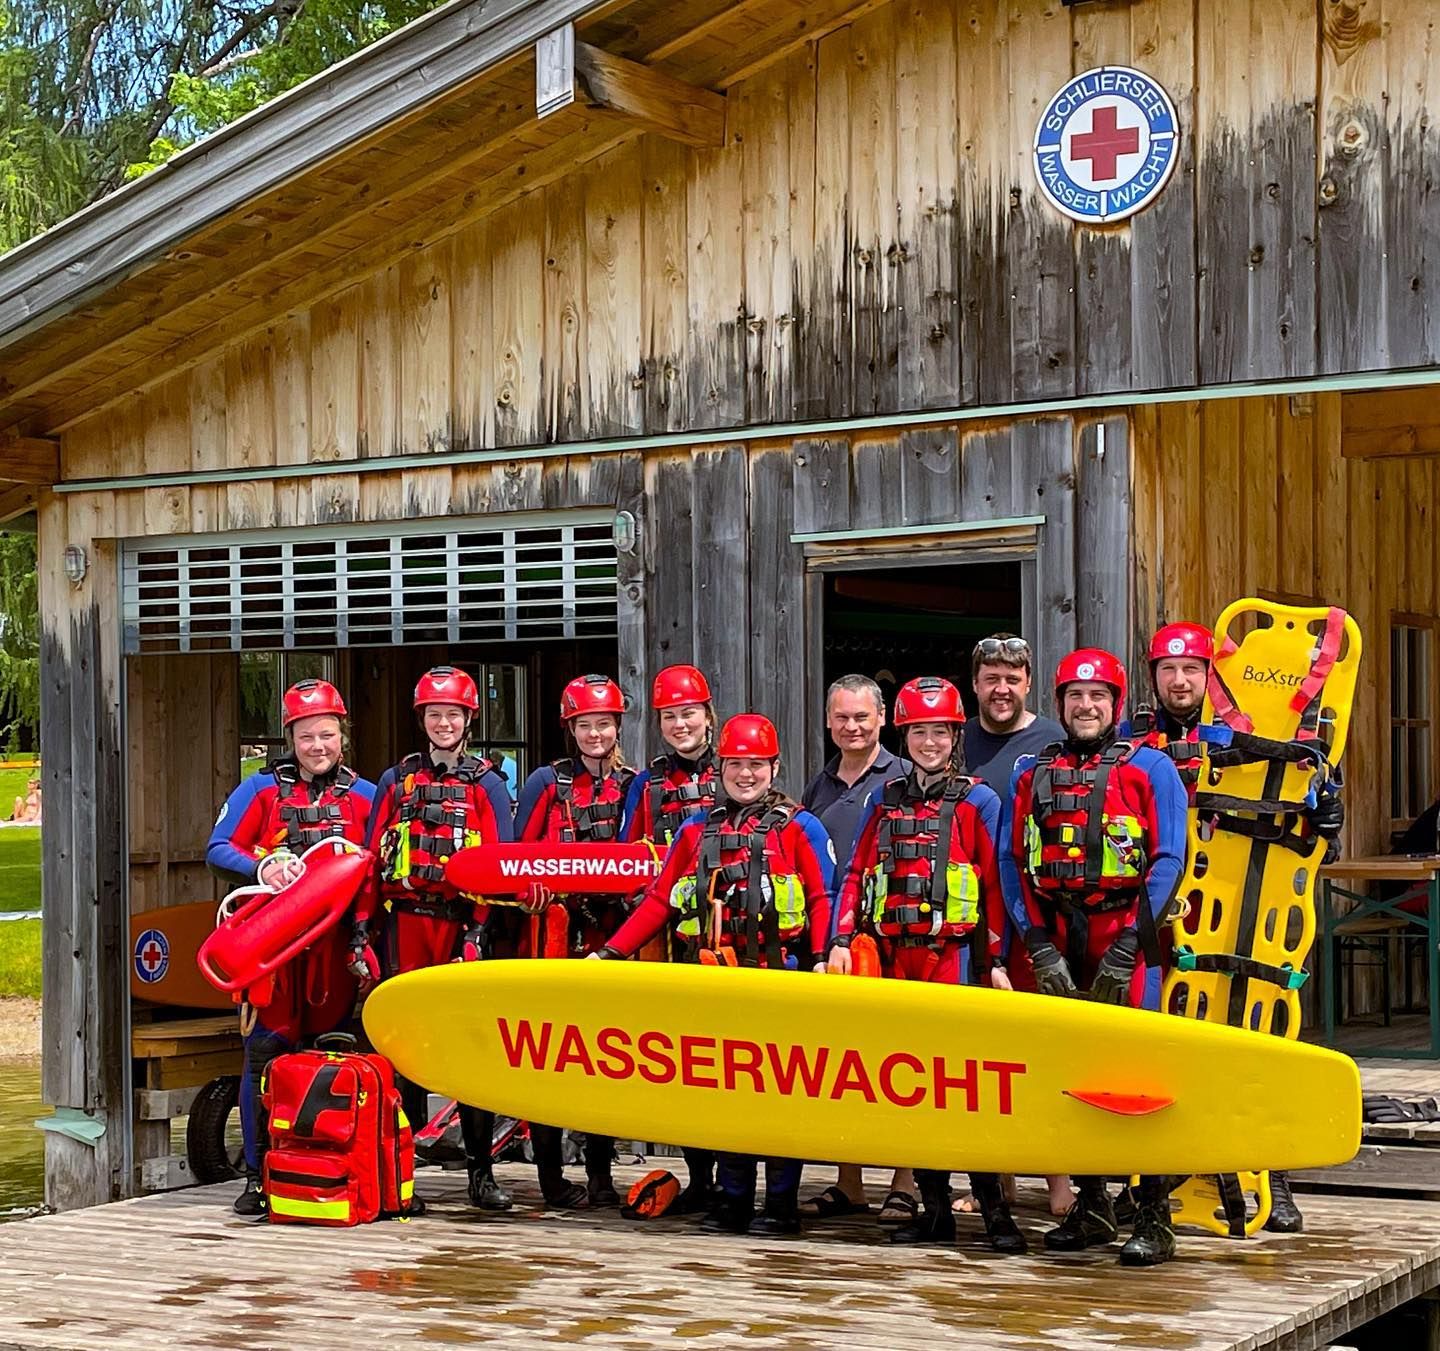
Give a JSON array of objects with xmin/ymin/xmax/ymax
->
[{"xmin": 197, "ymin": 840, "xmax": 373, "ymax": 994}]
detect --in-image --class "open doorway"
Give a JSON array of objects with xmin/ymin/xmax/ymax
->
[{"xmin": 821, "ymin": 560, "xmax": 1023, "ymax": 751}]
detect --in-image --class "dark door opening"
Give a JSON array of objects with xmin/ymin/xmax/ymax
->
[{"xmin": 821, "ymin": 561, "xmax": 1023, "ymax": 750}]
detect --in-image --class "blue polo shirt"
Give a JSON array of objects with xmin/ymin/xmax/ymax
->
[{"xmin": 801, "ymin": 745, "xmax": 910, "ymax": 886}]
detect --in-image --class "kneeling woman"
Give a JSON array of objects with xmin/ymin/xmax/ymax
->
[
  {"xmin": 206, "ymin": 679, "xmax": 374, "ymax": 1217},
  {"xmin": 599, "ymin": 714, "xmax": 833, "ymax": 1236},
  {"xmin": 829, "ymin": 677, "xmax": 1026, "ymax": 1255}
]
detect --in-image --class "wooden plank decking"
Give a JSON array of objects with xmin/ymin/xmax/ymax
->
[{"xmin": 1, "ymin": 1161, "xmax": 1439, "ymax": 1350}]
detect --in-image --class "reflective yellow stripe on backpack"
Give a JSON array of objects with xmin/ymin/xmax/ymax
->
[{"xmin": 269, "ymin": 1195, "xmax": 351, "ymax": 1222}]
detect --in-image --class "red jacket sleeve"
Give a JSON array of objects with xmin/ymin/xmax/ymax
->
[
  {"xmin": 958, "ymin": 799, "xmax": 1003, "ymax": 967},
  {"xmin": 1007, "ymin": 770, "xmax": 1048, "ymax": 933},
  {"xmin": 605, "ymin": 823, "xmax": 701, "ymax": 957}
]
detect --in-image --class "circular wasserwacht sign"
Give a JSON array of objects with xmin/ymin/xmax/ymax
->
[{"xmin": 1033, "ymin": 66, "xmax": 1179, "ymax": 224}]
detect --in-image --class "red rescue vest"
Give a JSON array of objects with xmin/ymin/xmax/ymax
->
[
  {"xmin": 382, "ymin": 752, "xmax": 501, "ymax": 889},
  {"xmin": 1129, "ymin": 706, "xmax": 1203, "ymax": 788},
  {"xmin": 646, "ymin": 752, "xmax": 717, "ymax": 846},
  {"xmin": 1023, "ymin": 740, "xmax": 1149, "ymax": 906},
  {"xmin": 669, "ymin": 803, "xmax": 805, "ymax": 968},
  {"xmin": 548, "ymin": 758, "xmax": 634, "ymax": 843},
  {"xmin": 865, "ymin": 776, "xmax": 981, "ymax": 941},
  {"xmin": 266, "ymin": 762, "xmax": 366, "ymax": 852}
]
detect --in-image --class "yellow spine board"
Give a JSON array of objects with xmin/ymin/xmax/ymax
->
[{"xmin": 1163, "ymin": 598, "xmax": 1361, "ymax": 1236}]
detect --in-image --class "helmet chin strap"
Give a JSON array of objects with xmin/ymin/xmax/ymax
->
[
  {"xmin": 1066, "ymin": 725, "xmax": 1117, "ymax": 756},
  {"xmin": 425, "ymin": 713, "xmax": 471, "ymax": 767}
]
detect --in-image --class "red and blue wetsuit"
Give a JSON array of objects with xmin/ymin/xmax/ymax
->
[
  {"xmin": 998, "ymin": 733, "xmax": 1187, "ymax": 1010},
  {"xmin": 360, "ymin": 751, "xmax": 513, "ymax": 1166},
  {"xmin": 832, "ymin": 770, "xmax": 1005, "ymax": 986},
  {"xmin": 514, "ymin": 756, "xmax": 635, "ymax": 1204},
  {"xmin": 606, "ymin": 796, "xmax": 833, "ymax": 1217},
  {"xmin": 206, "ymin": 759, "xmax": 375, "ymax": 1173}
]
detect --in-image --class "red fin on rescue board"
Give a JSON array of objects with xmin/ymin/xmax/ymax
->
[{"xmin": 1063, "ymin": 1090, "xmax": 1175, "ymax": 1117}]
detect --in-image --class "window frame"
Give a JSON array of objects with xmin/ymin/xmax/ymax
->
[{"xmin": 1389, "ymin": 614, "xmax": 1437, "ymax": 835}]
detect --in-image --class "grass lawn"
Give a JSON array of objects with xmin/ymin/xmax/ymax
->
[
  {"xmin": 0, "ymin": 829, "xmax": 40, "ymax": 914},
  {"xmin": 0, "ymin": 920, "xmax": 40, "ymax": 998}
]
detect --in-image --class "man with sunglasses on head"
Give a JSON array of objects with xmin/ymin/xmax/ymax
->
[{"xmin": 964, "ymin": 635, "xmax": 1065, "ymax": 799}]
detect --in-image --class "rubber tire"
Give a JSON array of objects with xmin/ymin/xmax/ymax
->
[{"xmin": 186, "ymin": 1075, "xmax": 243, "ymax": 1184}]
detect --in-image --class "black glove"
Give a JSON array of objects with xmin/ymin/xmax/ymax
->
[
  {"xmin": 592, "ymin": 945, "xmax": 624, "ymax": 960},
  {"xmin": 1089, "ymin": 928, "xmax": 1140, "ymax": 1005},
  {"xmin": 348, "ymin": 920, "xmax": 380, "ymax": 982},
  {"xmin": 1024, "ymin": 928, "xmax": 1077, "ymax": 998},
  {"xmin": 1309, "ymin": 788, "xmax": 1345, "ymax": 840}
]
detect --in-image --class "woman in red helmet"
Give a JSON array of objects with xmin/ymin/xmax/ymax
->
[
  {"xmin": 359, "ymin": 665, "xmax": 516, "ymax": 1213},
  {"xmin": 621, "ymin": 664, "xmax": 717, "ymax": 850},
  {"xmin": 206, "ymin": 678, "xmax": 375, "ymax": 1217},
  {"xmin": 617, "ymin": 663, "xmax": 720, "ymax": 1213},
  {"xmin": 829, "ymin": 676, "xmax": 1025, "ymax": 1255},
  {"xmin": 598, "ymin": 713, "xmax": 834, "ymax": 1237},
  {"xmin": 513, "ymin": 673, "xmax": 636, "ymax": 1208}
]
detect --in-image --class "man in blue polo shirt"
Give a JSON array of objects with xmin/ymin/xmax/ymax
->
[
  {"xmin": 800, "ymin": 673, "xmax": 914, "ymax": 1226},
  {"xmin": 801, "ymin": 674, "xmax": 909, "ymax": 884}
]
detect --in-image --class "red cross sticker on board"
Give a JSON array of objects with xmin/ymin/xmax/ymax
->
[
  {"xmin": 1069, "ymin": 106, "xmax": 1140, "ymax": 182},
  {"xmin": 141, "ymin": 940, "xmax": 165, "ymax": 973}
]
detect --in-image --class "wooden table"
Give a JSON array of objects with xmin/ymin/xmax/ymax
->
[{"xmin": 1320, "ymin": 855, "xmax": 1440, "ymax": 1058}]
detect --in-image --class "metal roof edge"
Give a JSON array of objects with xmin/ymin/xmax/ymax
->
[{"xmin": 0, "ymin": 0, "xmax": 606, "ymax": 354}]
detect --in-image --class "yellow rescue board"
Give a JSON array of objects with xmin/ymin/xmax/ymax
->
[{"xmin": 363, "ymin": 961, "xmax": 1360, "ymax": 1177}]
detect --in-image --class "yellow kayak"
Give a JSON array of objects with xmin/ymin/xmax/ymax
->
[{"xmin": 363, "ymin": 961, "xmax": 1360, "ymax": 1176}]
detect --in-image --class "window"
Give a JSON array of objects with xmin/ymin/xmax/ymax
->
[
  {"xmin": 239, "ymin": 650, "xmax": 336, "ymax": 777},
  {"xmin": 460, "ymin": 662, "xmax": 528, "ymax": 796},
  {"xmin": 1391, "ymin": 622, "xmax": 1434, "ymax": 827}
]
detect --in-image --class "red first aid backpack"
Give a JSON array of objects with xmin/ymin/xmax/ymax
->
[{"xmin": 262, "ymin": 1036, "xmax": 415, "ymax": 1226}]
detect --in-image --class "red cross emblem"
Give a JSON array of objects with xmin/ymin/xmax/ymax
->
[
  {"xmin": 141, "ymin": 940, "xmax": 165, "ymax": 973},
  {"xmin": 1069, "ymin": 106, "xmax": 1140, "ymax": 182}
]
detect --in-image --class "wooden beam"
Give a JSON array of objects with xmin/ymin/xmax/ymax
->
[
  {"xmin": 0, "ymin": 437, "xmax": 59, "ymax": 484},
  {"xmin": 0, "ymin": 484, "xmax": 37, "ymax": 523},
  {"xmin": 1342, "ymin": 388, "xmax": 1440, "ymax": 458},
  {"xmin": 537, "ymin": 27, "xmax": 727, "ymax": 148}
]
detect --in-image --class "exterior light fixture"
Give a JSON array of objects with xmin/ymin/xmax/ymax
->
[{"xmin": 62, "ymin": 544, "xmax": 88, "ymax": 585}]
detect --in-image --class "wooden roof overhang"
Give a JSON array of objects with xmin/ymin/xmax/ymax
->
[{"xmin": 0, "ymin": 0, "xmax": 881, "ymax": 511}]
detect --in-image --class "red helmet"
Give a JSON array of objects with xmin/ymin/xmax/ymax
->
[
  {"xmin": 651, "ymin": 664, "xmax": 712, "ymax": 711},
  {"xmin": 894, "ymin": 676, "xmax": 965, "ymax": 727},
  {"xmin": 282, "ymin": 678, "xmax": 346, "ymax": 728},
  {"xmin": 1148, "ymin": 622, "xmax": 1213, "ymax": 666},
  {"xmin": 560, "ymin": 674, "xmax": 625, "ymax": 721},
  {"xmin": 1054, "ymin": 648, "xmax": 1128, "ymax": 719},
  {"xmin": 717, "ymin": 713, "xmax": 780, "ymax": 760},
  {"xmin": 413, "ymin": 665, "xmax": 479, "ymax": 712}
]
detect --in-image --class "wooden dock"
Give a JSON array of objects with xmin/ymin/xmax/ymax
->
[{"xmin": 1, "ymin": 1161, "xmax": 1439, "ymax": 1350}]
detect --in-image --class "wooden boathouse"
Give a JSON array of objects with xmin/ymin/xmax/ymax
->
[{"xmin": 0, "ymin": 0, "xmax": 1438, "ymax": 1261}]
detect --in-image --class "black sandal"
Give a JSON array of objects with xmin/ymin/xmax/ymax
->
[
  {"xmin": 876, "ymin": 1190, "xmax": 920, "ymax": 1225},
  {"xmin": 798, "ymin": 1185, "xmax": 870, "ymax": 1219}
]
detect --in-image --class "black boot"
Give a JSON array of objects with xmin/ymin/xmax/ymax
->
[
  {"xmin": 232, "ymin": 1171, "xmax": 267, "ymax": 1219},
  {"xmin": 892, "ymin": 1171, "xmax": 956, "ymax": 1245},
  {"xmin": 699, "ymin": 1196, "xmax": 752, "ymax": 1234},
  {"xmin": 671, "ymin": 1147, "xmax": 717, "ymax": 1214},
  {"xmin": 1264, "ymin": 1172, "xmax": 1304, "ymax": 1233},
  {"xmin": 748, "ymin": 1191, "xmax": 801, "ymax": 1238},
  {"xmin": 971, "ymin": 1174, "xmax": 1027, "ymax": 1256},
  {"xmin": 1044, "ymin": 1181, "xmax": 1118, "ymax": 1251},
  {"xmin": 1119, "ymin": 1198, "xmax": 1176, "ymax": 1267},
  {"xmin": 467, "ymin": 1167, "xmax": 513, "ymax": 1211},
  {"xmin": 532, "ymin": 1123, "xmax": 585, "ymax": 1207},
  {"xmin": 585, "ymin": 1134, "xmax": 620, "ymax": 1208}
]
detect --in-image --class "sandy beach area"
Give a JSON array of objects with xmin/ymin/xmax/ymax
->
[{"xmin": 0, "ymin": 998, "xmax": 40, "ymax": 1061}]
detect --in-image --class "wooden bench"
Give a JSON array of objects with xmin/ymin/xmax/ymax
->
[{"xmin": 131, "ymin": 1014, "xmax": 242, "ymax": 1193}]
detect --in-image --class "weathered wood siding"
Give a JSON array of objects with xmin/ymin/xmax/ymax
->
[
  {"xmin": 1133, "ymin": 391, "xmax": 1440, "ymax": 868},
  {"xmin": 53, "ymin": 0, "xmax": 1440, "ymax": 463}
]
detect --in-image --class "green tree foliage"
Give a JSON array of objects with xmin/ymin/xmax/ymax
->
[
  {"xmin": 0, "ymin": 0, "xmax": 444, "ymax": 245},
  {"xmin": 0, "ymin": 533, "xmax": 38, "ymax": 753}
]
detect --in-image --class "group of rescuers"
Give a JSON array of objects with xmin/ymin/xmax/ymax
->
[{"xmin": 206, "ymin": 625, "xmax": 1344, "ymax": 1268}]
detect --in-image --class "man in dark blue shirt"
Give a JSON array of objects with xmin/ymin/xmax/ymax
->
[
  {"xmin": 800, "ymin": 673, "xmax": 913, "ymax": 1224},
  {"xmin": 801, "ymin": 674, "xmax": 909, "ymax": 885},
  {"xmin": 963, "ymin": 634, "xmax": 1065, "ymax": 797}
]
